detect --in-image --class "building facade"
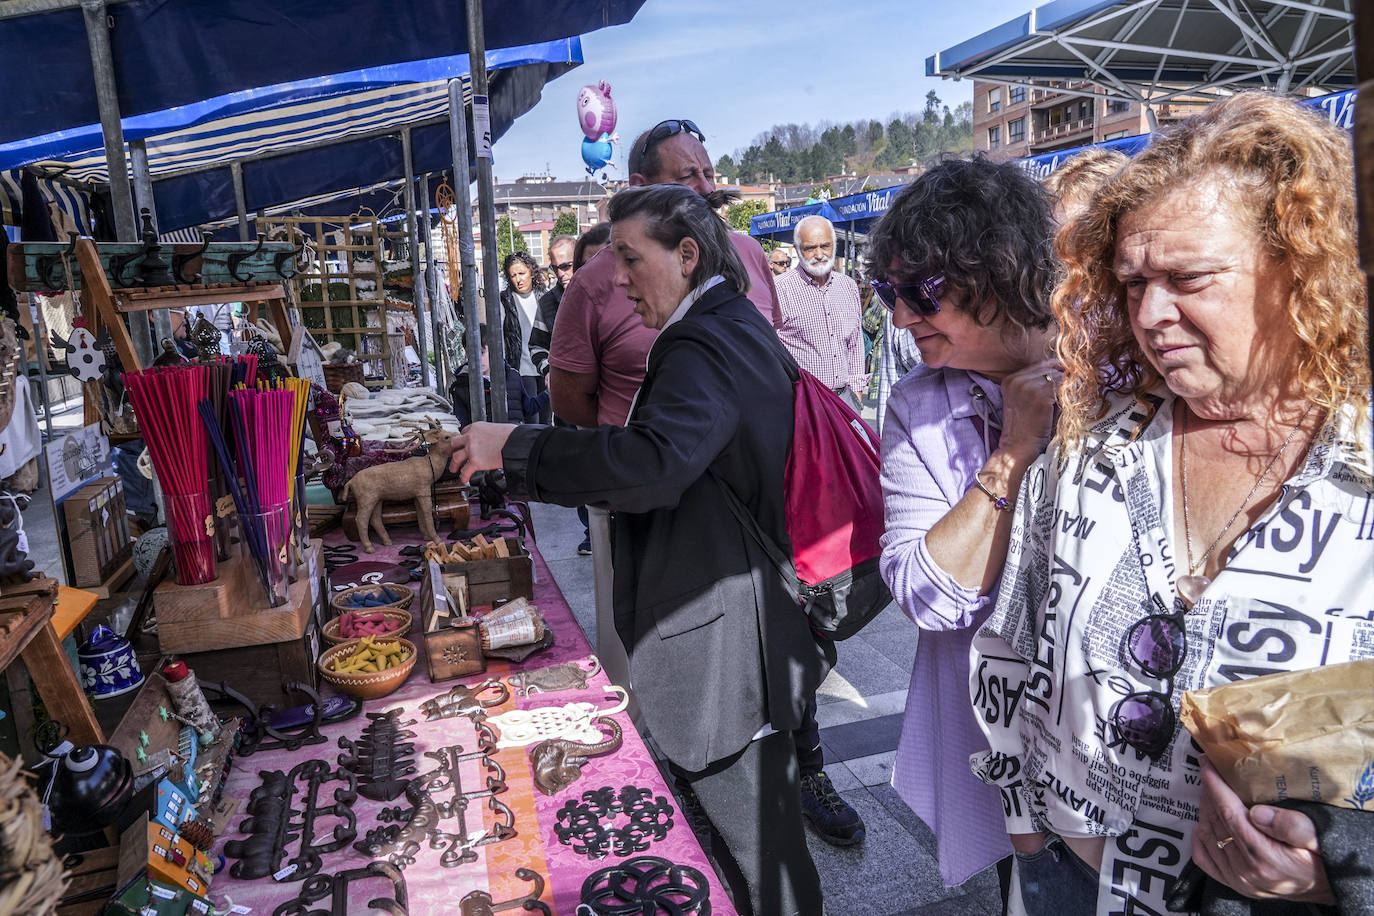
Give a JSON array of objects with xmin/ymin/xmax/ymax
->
[{"xmin": 971, "ymin": 79, "xmax": 1206, "ymax": 161}]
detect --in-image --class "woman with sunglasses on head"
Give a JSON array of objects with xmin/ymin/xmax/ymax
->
[
  {"xmin": 871, "ymin": 156, "xmax": 1060, "ymax": 907},
  {"xmin": 971, "ymin": 93, "xmax": 1373, "ymax": 916}
]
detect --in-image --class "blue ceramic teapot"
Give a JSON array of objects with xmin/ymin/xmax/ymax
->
[{"xmin": 77, "ymin": 624, "xmax": 144, "ymax": 699}]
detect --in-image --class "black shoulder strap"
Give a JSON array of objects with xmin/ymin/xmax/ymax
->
[{"xmin": 708, "ymin": 469, "xmax": 804, "ymax": 605}]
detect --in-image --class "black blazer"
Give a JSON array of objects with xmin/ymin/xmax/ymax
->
[{"xmin": 502, "ymin": 281, "xmax": 833, "ymax": 771}]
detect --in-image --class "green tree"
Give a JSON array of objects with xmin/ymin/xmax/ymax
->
[
  {"xmin": 551, "ymin": 210, "xmax": 579, "ymax": 240},
  {"xmin": 867, "ymin": 120, "xmax": 884, "ymax": 145},
  {"xmin": 715, "ymin": 153, "xmax": 738, "ymax": 179},
  {"xmin": 724, "ymin": 199, "xmax": 767, "ymax": 233},
  {"xmin": 924, "ymin": 90, "xmax": 943, "ymax": 124},
  {"xmin": 495, "ymin": 213, "xmax": 527, "ymax": 267}
]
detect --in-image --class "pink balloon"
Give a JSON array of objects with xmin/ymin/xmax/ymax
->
[{"xmin": 576, "ymin": 81, "xmax": 617, "ymax": 141}]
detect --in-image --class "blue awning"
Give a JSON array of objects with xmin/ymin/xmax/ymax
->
[
  {"xmin": 3, "ymin": 40, "xmax": 581, "ymax": 233},
  {"xmin": 0, "ymin": 0, "xmax": 645, "ymax": 145},
  {"xmin": 750, "ymin": 189, "xmax": 901, "ymax": 241}
]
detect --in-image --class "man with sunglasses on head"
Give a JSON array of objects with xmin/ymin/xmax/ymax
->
[
  {"xmin": 775, "ymin": 215, "xmax": 866, "ymax": 411},
  {"xmin": 547, "ymin": 118, "xmax": 780, "ymax": 431}
]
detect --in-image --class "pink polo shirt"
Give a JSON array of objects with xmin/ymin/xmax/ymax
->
[{"xmin": 548, "ymin": 231, "xmax": 781, "ymax": 426}]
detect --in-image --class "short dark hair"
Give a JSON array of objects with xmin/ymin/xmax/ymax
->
[
  {"xmin": 573, "ymin": 223, "xmax": 612, "ymax": 269},
  {"xmin": 607, "ymin": 185, "xmax": 749, "ymax": 294},
  {"xmin": 501, "ymin": 250, "xmax": 546, "ymax": 294},
  {"xmin": 867, "ymin": 156, "xmax": 1056, "ymax": 332}
]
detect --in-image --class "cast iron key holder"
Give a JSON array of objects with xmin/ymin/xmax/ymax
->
[
  {"xmin": 225, "ymin": 759, "xmax": 358, "ymax": 881},
  {"xmin": 337, "ymin": 710, "xmax": 418, "ymax": 802},
  {"xmin": 271, "ymin": 860, "xmax": 410, "ymax": 916}
]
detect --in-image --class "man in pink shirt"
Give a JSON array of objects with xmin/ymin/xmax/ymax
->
[
  {"xmin": 775, "ymin": 214, "xmax": 866, "ymax": 409},
  {"xmin": 548, "ymin": 119, "xmax": 780, "ymax": 427}
]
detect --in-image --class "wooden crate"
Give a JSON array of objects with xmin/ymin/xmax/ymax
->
[
  {"xmin": 439, "ymin": 536, "xmax": 532, "ymax": 605},
  {"xmin": 63, "ymin": 476, "xmax": 132, "ymax": 588},
  {"xmin": 155, "ymin": 539, "xmax": 323, "ymax": 654},
  {"xmin": 418, "ymin": 562, "xmax": 484, "ymax": 681}
]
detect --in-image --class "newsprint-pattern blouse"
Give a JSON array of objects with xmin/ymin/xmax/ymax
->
[{"xmin": 971, "ymin": 387, "xmax": 1374, "ymax": 915}]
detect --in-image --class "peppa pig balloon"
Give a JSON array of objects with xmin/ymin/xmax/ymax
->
[
  {"xmin": 576, "ymin": 81, "xmax": 617, "ymax": 141},
  {"xmin": 581, "ymin": 135, "xmax": 615, "ymax": 174}
]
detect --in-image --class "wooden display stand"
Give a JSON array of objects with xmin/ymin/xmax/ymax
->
[
  {"xmin": 154, "ymin": 539, "xmax": 324, "ymax": 654},
  {"xmin": 438, "ymin": 537, "xmax": 533, "ymax": 605}
]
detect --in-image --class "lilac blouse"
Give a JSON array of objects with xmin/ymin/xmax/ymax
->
[{"xmin": 879, "ymin": 364, "xmax": 1013, "ymax": 887}]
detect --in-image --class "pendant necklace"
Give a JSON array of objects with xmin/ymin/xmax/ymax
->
[{"xmin": 1177, "ymin": 403, "xmax": 1313, "ymax": 606}]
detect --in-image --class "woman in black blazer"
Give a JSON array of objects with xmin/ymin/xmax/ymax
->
[{"xmin": 451, "ymin": 184, "xmax": 831, "ymax": 916}]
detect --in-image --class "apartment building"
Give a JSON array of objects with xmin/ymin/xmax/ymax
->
[{"xmin": 971, "ymin": 79, "xmax": 1205, "ymax": 161}]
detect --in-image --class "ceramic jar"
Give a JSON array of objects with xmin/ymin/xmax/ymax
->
[{"xmin": 78, "ymin": 624, "xmax": 144, "ymax": 699}]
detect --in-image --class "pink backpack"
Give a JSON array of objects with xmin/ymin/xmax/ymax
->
[{"xmin": 716, "ymin": 359, "xmax": 891, "ymax": 640}]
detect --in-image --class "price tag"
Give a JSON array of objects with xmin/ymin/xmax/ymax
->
[
  {"xmin": 273, "ymin": 863, "xmax": 298, "ymax": 881},
  {"xmin": 473, "ymin": 94, "xmax": 492, "ymax": 158},
  {"xmin": 215, "ymin": 494, "xmax": 236, "ymax": 518}
]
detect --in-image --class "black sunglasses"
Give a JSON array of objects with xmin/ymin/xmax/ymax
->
[
  {"xmin": 552, "ymin": 261, "xmax": 574, "ymax": 272},
  {"xmin": 870, "ymin": 275, "xmax": 944, "ymax": 317},
  {"xmin": 1109, "ymin": 593, "xmax": 1189, "ymax": 759},
  {"xmin": 630, "ymin": 119, "xmax": 705, "ymax": 174}
]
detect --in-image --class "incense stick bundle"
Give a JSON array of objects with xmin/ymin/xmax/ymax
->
[
  {"xmin": 225, "ymin": 386, "xmax": 297, "ymax": 605},
  {"xmin": 126, "ymin": 366, "xmax": 215, "ymax": 585}
]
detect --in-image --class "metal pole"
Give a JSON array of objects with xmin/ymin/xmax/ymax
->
[
  {"xmin": 419, "ymin": 172, "xmax": 446, "ymax": 392},
  {"xmin": 81, "ymin": 0, "xmax": 154, "ymax": 367},
  {"xmin": 400, "ymin": 129, "xmax": 431, "ymax": 389},
  {"xmin": 466, "ymin": 0, "xmax": 507, "ymax": 421},
  {"xmin": 130, "ymin": 139, "xmax": 172, "ymax": 344},
  {"xmin": 448, "ymin": 78, "xmax": 486, "ymax": 423},
  {"xmin": 231, "ymin": 162, "xmax": 250, "ymax": 242}
]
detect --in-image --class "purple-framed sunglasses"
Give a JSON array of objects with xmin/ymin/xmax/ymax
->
[
  {"xmin": 1109, "ymin": 592, "xmax": 1189, "ymax": 760},
  {"xmin": 870, "ymin": 275, "xmax": 944, "ymax": 316}
]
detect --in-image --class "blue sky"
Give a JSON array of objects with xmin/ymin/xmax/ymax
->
[{"xmin": 492, "ymin": 0, "xmax": 1036, "ymax": 181}]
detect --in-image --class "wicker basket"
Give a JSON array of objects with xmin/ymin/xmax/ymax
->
[
  {"xmin": 318, "ymin": 637, "xmax": 417, "ymax": 700},
  {"xmin": 322, "ymin": 362, "xmax": 365, "ymax": 394},
  {"xmin": 0, "ymin": 752, "xmax": 67, "ymax": 914},
  {"xmin": 330, "ymin": 582, "xmax": 414, "ymax": 615},
  {"xmin": 322, "ymin": 609, "xmax": 412, "ymax": 644}
]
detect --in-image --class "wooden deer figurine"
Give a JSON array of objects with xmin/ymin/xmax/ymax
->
[{"xmin": 341, "ymin": 428, "xmax": 458, "ymax": 553}]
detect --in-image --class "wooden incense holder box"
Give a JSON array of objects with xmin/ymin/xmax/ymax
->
[
  {"xmin": 439, "ymin": 536, "xmax": 533, "ymax": 605},
  {"xmin": 155, "ymin": 539, "xmax": 324, "ymax": 654},
  {"xmin": 419, "ymin": 559, "xmax": 484, "ymax": 682}
]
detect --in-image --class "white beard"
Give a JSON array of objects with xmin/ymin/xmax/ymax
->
[{"xmin": 800, "ymin": 256, "xmax": 832, "ymax": 279}]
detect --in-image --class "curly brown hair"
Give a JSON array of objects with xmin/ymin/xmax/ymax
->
[{"xmin": 1055, "ymin": 91, "xmax": 1368, "ymax": 450}]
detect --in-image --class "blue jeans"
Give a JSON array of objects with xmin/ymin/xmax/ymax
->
[{"xmin": 1016, "ymin": 834, "xmax": 1098, "ymax": 916}]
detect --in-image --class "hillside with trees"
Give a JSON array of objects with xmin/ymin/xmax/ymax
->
[{"xmin": 717, "ymin": 91, "xmax": 973, "ymax": 185}]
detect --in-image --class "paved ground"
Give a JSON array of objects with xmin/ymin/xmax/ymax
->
[{"xmin": 531, "ymin": 499, "xmax": 1003, "ymax": 915}]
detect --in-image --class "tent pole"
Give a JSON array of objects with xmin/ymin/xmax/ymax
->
[
  {"xmin": 466, "ymin": 0, "xmax": 507, "ymax": 421},
  {"xmin": 130, "ymin": 139, "xmax": 172, "ymax": 346},
  {"xmin": 401, "ymin": 128, "xmax": 431, "ymax": 389},
  {"xmin": 419, "ymin": 172, "xmax": 446, "ymax": 393},
  {"xmin": 448, "ymin": 79, "xmax": 485, "ymax": 422},
  {"xmin": 81, "ymin": 0, "xmax": 153, "ymax": 367},
  {"xmin": 231, "ymin": 162, "xmax": 249, "ymax": 241}
]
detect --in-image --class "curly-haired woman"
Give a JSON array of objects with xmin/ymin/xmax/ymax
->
[
  {"xmin": 499, "ymin": 250, "xmax": 549, "ymax": 422},
  {"xmin": 971, "ymin": 92, "xmax": 1374, "ymax": 915},
  {"xmin": 871, "ymin": 156, "xmax": 1061, "ymax": 902}
]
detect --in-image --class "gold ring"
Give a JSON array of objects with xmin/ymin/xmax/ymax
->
[{"xmin": 1216, "ymin": 836, "xmax": 1234, "ymax": 850}]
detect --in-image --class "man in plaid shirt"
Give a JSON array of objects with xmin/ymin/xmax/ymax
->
[{"xmin": 775, "ymin": 215, "xmax": 866, "ymax": 409}]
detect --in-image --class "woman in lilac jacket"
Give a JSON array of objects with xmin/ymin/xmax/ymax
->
[{"xmin": 871, "ymin": 158, "xmax": 1059, "ymax": 902}]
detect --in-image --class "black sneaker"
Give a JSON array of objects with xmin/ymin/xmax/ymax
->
[
  {"xmin": 577, "ymin": 536, "xmax": 592, "ymax": 556},
  {"xmin": 799, "ymin": 771, "xmax": 865, "ymax": 846}
]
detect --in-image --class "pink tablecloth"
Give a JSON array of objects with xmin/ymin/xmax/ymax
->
[{"xmin": 207, "ymin": 529, "xmax": 733, "ymax": 915}]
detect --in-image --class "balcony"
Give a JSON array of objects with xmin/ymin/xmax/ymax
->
[
  {"xmin": 1030, "ymin": 80, "xmax": 1096, "ymax": 108},
  {"xmin": 1031, "ymin": 118, "xmax": 1094, "ymax": 148}
]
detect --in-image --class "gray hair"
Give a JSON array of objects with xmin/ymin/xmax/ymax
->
[
  {"xmin": 549, "ymin": 234, "xmax": 578, "ymax": 254},
  {"xmin": 793, "ymin": 214, "xmax": 835, "ymax": 250},
  {"xmin": 607, "ymin": 185, "xmax": 750, "ymax": 294}
]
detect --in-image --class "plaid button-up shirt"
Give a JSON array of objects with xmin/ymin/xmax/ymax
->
[{"xmin": 775, "ymin": 266, "xmax": 866, "ymax": 395}]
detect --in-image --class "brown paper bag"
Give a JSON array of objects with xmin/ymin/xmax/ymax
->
[{"xmin": 1179, "ymin": 658, "xmax": 1374, "ymax": 810}]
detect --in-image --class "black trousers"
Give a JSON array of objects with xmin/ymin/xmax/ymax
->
[
  {"xmin": 683, "ymin": 731, "xmax": 824, "ymax": 916},
  {"xmin": 793, "ymin": 695, "xmax": 824, "ymax": 776}
]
